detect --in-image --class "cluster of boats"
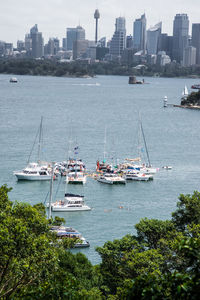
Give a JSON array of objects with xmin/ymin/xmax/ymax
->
[{"xmin": 12, "ymin": 117, "xmax": 169, "ymax": 248}]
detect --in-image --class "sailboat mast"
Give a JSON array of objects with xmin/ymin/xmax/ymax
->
[
  {"xmin": 103, "ymin": 126, "xmax": 107, "ymax": 161},
  {"xmin": 37, "ymin": 116, "xmax": 43, "ymax": 163},
  {"xmin": 48, "ymin": 162, "xmax": 54, "ymax": 220},
  {"xmin": 140, "ymin": 121, "xmax": 151, "ymax": 167}
]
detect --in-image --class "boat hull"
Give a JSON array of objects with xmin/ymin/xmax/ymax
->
[
  {"xmin": 66, "ymin": 177, "xmax": 87, "ymax": 184},
  {"xmin": 52, "ymin": 206, "xmax": 91, "ymax": 212},
  {"xmin": 14, "ymin": 173, "xmax": 51, "ymax": 181}
]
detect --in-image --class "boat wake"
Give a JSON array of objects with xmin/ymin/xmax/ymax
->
[{"xmin": 72, "ymin": 83, "xmax": 100, "ymax": 86}]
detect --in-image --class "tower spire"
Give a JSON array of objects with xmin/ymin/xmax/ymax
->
[{"xmin": 94, "ymin": 9, "xmax": 100, "ymax": 44}]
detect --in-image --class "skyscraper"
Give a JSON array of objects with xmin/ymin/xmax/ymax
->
[
  {"xmin": 172, "ymin": 14, "xmax": 189, "ymax": 63},
  {"xmin": 192, "ymin": 24, "xmax": 200, "ymax": 64},
  {"xmin": 94, "ymin": 9, "xmax": 100, "ymax": 44},
  {"xmin": 133, "ymin": 14, "xmax": 146, "ymax": 52},
  {"xmin": 30, "ymin": 24, "xmax": 44, "ymax": 58},
  {"xmin": 146, "ymin": 22, "xmax": 162, "ymax": 55},
  {"xmin": 66, "ymin": 26, "xmax": 85, "ymax": 51},
  {"xmin": 183, "ymin": 46, "xmax": 196, "ymax": 66},
  {"xmin": 110, "ymin": 17, "xmax": 126, "ymax": 58}
]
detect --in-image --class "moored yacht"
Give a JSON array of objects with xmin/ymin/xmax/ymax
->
[
  {"xmin": 50, "ymin": 226, "xmax": 90, "ymax": 248},
  {"xmin": 66, "ymin": 171, "xmax": 87, "ymax": 184},
  {"xmin": 48, "ymin": 193, "xmax": 91, "ymax": 212},
  {"xmin": 97, "ymin": 173, "xmax": 126, "ymax": 184},
  {"xmin": 13, "ymin": 117, "xmax": 52, "ymax": 181},
  {"xmin": 14, "ymin": 162, "xmax": 52, "ymax": 181},
  {"xmin": 125, "ymin": 170, "xmax": 153, "ymax": 181}
]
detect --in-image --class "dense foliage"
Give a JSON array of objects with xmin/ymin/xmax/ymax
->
[
  {"xmin": 1, "ymin": 58, "xmax": 200, "ymax": 78},
  {"xmin": 181, "ymin": 90, "xmax": 200, "ymax": 106},
  {"xmin": 1, "ymin": 185, "xmax": 200, "ymax": 299}
]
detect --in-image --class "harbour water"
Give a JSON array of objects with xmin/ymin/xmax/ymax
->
[{"xmin": 1, "ymin": 73, "xmax": 200, "ymax": 264}]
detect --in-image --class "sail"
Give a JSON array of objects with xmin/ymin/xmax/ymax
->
[{"xmin": 182, "ymin": 85, "xmax": 188, "ymax": 96}]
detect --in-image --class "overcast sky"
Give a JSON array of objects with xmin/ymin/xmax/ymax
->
[{"xmin": 1, "ymin": 0, "xmax": 200, "ymax": 46}]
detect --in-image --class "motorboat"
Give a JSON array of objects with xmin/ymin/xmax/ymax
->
[
  {"xmin": 48, "ymin": 193, "xmax": 91, "ymax": 212},
  {"xmin": 97, "ymin": 173, "xmax": 126, "ymax": 184},
  {"xmin": 14, "ymin": 162, "xmax": 52, "ymax": 181},
  {"xmin": 66, "ymin": 172, "xmax": 87, "ymax": 184},
  {"xmin": 162, "ymin": 166, "xmax": 172, "ymax": 170},
  {"xmin": 191, "ymin": 84, "xmax": 200, "ymax": 89},
  {"xmin": 10, "ymin": 77, "xmax": 17, "ymax": 83},
  {"xmin": 125, "ymin": 171, "xmax": 153, "ymax": 181},
  {"xmin": 50, "ymin": 226, "xmax": 90, "ymax": 248}
]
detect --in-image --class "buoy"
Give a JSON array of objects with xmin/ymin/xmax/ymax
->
[{"xmin": 164, "ymin": 96, "xmax": 168, "ymax": 107}]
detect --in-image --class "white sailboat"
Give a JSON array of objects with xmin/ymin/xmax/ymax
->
[
  {"xmin": 182, "ymin": 85, "xmax": 188, "ymax": 100},
  {"xmin": 13, "ymin": 117, "xmax": 52, "ymax": 181},
  {"xmin": 123, "ymin": 118, "xmax": 157, "ymax": 178}
]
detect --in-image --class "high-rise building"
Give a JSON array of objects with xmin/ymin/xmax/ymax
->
[
  {"xmin": 126, "ymin": 35, "xmax": 133, "ymax": 48},
  {"xmin": 133, "ymin": 14, "xmax": 146, "ymax": 52},
  {"xmin": 172, "ymin": 14, "xmax": 189, "ymax": 63},
  {"xmin": 66, "ymin": 26, "xmax": 85, "ymax": 51},
  {"xmin": 30, "ymin": 24, "xmax": 44, "ymax": 58},
  {"xmin": 73, "ymin": 40, "xmax": 88, "ymax": 60},
  {"xmin": 183, "ymin": 46, "xmax": 196, "ymax": 66},
  {"xmin": 192, "ymin": 24, "xmax": 200, "ymax": 64},
  {"xmin": 25, "ymin": 34, "xmax": 32, "ymax": 51},
  {"xmin": 45, "ymin": 38, "xmax": 60, "ymax": 56},
  {"xmin": 94, "ymin": 9, "xmax": 100, "ymax": 44},
  {"xmin": 17, "ymin": 40, "xmax": 25, "ymax": 51},
  {"xmin": 146, "ymin": 22, "xmax": 162, "ymax": 55},
  {"xmin": 109, "ymin": 17, "xmax": 126, "ymax": 58}
]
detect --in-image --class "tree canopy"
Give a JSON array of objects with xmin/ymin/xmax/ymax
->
[{"xmin": 1, "ymin": 185, "xmax": 200, "ymax": 299}]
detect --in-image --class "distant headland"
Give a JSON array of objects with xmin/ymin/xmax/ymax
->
[{"xmin": 1, "ymin": 58, "xmax": 200, "ymax": 79}]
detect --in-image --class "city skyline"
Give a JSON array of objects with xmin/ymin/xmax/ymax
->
[{"xmin": 0, "ymin": 0, "xmax": 200, "ymax": 46}]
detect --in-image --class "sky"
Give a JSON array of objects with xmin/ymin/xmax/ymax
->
[{"xmin": 0, "ymin": 0, "xmax": 200, "ymax": 46}]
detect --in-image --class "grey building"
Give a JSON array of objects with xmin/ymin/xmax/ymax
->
[
  {"xmin": 172, "ymin": 14, "xmax": 189, "ymax": 63},
  {"xmin": 45, "ymin": 38, "xmax": 60, "ymax": 56},
  {"xmin": 73, "ymin": 39, "xmax": 88, "ymax": 60},
  {"xmin": 147, "ymin": 22, "xmax": 162, "ymax": 55},
  {"xmin": 183, "ymin": 46, "xmax": 196, "ymax": 66},
  {"xmin": 158, "ymin": 34, "xmax": 173, "ymax": 58},
  {"xmin": 66, "ymin": 26, "xmax": 85, "ymax": 51},
  {"xmin": 133, "ymin": 14, "xmax": 146, "ymax": 52},
  {"xmin": 126, "ymin": 35, "xmax": 133, "ymax": 48},
  {"xmin": 17, "ymin": 40, "xmax": 25, "ymax": 51},
  {"xmin": 30, "ymin": 24, "xmax": 44, "ymax": 58},
  {"xmin": 109, "ymin": 17, "xmax": 126, "ymax": 58},
  {"xmin": 192, "ymin": 24, "xmax": 200, "ymax": 64},
  {"xmin": 25, "ymin": 34, "xmax": 32, "ymax": 51}
]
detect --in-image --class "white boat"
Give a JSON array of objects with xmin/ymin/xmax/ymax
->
[
  {"xmin": 162, "ymin": 166, "xmax": 172, "ymax": 170},
  {"xmin": 182, "ymin": 85, "xmax": 188, "ymax": 99},
  {"xmin": 50, "ymin": 226, "xmax": 90, "ymax": 248},
  {"xmin": 48, "ymin": 193, "xmax": 91, "ymax": 212},
  {"xmin": 122, "ymin": 118, "xmax": 158, "ymax": 177},
  {"xmin": 125, "ymin": 171, "xmax": 153, "ymax": 181},
  {"xmin": 14, "ymin": 162, "xmax": 52, "ymax": 181},
  {"xmin": 97, "ymin": 173, "xmax": 126, "ymax": 184},
  {"xmin": 10, "ymin": 77, "xmax": 17, "ymax": 83},
  {"xmin": 66, "ymin": 171, "xmax": 87, "ymax": 184},
  {"xmin": 13, "ymin": 117, "xmax": 52, "ymax": 181}
]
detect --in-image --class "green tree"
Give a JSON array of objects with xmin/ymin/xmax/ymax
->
[{"xmin": 172, "ymin": 191, "xmax": 200, "ymax": 231}]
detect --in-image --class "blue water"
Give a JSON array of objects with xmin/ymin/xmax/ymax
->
[{"xmin": 1, "ymin": 73, "xmax": 200, "ymax": 264}]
